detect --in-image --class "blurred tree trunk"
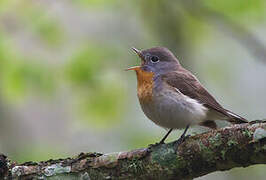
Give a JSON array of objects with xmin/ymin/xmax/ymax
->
[{"xmin": 1, "ymin": 121, "xmax": 266, "ymax": 179}]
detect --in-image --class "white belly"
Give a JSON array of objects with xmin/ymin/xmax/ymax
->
[{"xmin": 140, "ymin": 88, "xmax": 208, "ymax": 129}]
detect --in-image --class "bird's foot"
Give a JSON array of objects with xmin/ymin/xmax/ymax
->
[
  {"xmin": 148, "ymin": 141, "xmax": 165, "ymax": 151},
  {"xmin": 174, "ymin": 135, "xmax": 190, "ymax": 152}
]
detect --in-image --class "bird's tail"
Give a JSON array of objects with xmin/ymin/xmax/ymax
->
[{"xmin": 226, "ymin": 110, "xmax": 248, "ymax": 124}]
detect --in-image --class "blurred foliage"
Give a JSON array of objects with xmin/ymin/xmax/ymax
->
[
  {"xmin": 14, "ymin": 145, "xmax": 66, "ymax": 163},
  {"xmin": 79, "ymin": 80, "xmax": 125, "ymax": 128},
  {"xmin": 1, "ymin": 61, "xmax": 55, "ymax": 100},
  {"xmin": 65, "ymin": 44, "xmax": 125, "ymax": 128},
  {"xmin": 203, "ymin": 0, "xmax": 266, "ymax": 22},
  {"xmin": 0, "ymin": 0, "xmax": 15, "ymax": 13},
  {"xmin": 17, "ymin": 1, "xmax": 65, "ymax": 46},
  {"xmin": 0, "ymin": 0, "xmax": 64, "ymax": 46},
  {"xmin": 0, "ymin": 0, "xmax": 126, "ymax": 129},
  {"xmin": 0, "ymin": 31, "xmax": 126, "ymax": 127},
  {"xmin": 75, "ymin": 0, "xmax": 119, "ymax": 8},
  {"xmin": 65, "ymin": 45, "xmax": 104, "ymax": 87},
  {"xmin": 135, "ymin": 0, "xmax": 206, "ymax": 67},
  {"xmin": 0, "ymin": 34, "xmax": 55, "ymax": 101}
]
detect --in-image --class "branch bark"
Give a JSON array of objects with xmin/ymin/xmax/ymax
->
[{"xmin": 1, "ymin": 121, "xmax": 266, "ymax": 179}]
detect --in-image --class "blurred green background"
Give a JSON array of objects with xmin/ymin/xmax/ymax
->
[{"xmin": 0, "ymin": 0, "xmax": 266, "ymax": 179}]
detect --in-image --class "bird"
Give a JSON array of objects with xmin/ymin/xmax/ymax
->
[{"xmin": 127, "ymin": 47, "xmax": 247, "ymax": 145}]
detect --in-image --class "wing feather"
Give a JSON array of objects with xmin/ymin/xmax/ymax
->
[{"xmin": 161, "ymin": 69, "xmax": 247, "ymax": 123}]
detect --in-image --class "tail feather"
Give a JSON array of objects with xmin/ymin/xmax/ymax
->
[{"xmin": 226, "ymin": 110, "xmax": 248, "ymax": 124}]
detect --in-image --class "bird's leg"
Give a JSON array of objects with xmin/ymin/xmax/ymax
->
[
  {"xmin": 174, "ymin": 125, "xmax": 190, "ymax": 150},
  {"xmin": 148, "ymin": 129, "xmax": 173, "ymax": 149},
  {"xmin": 159, "ymin": 128, "xmax": 173, "ymax": 144}
]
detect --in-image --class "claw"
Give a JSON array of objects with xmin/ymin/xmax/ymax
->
[
  {"xmin": 148, "ymin": 141, "xmax": 165, "ymax": 151},
  {"xmin": 174, "ymin": 135, "xmax": 190, "ymax": 152},
  {"xmin": 148, "ymin": 142, "xmax": 163, "ymax": 148}
]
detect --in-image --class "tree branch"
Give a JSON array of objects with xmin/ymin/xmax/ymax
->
[{"xmin": 1, "ymin": 121, "xmax": 266, "ymax": 179}]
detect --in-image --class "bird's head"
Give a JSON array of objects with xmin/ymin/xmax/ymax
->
[{"xmin": 127, "ymin": 47, "xmax": 180, "ymax": 75}]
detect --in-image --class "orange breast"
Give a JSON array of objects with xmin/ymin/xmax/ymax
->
[{"xmin": 135, "ymin": 68, "xmax": 154, "ymax": 103}]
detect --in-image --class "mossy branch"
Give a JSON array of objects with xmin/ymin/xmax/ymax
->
[{"xmin": 1, "ymin": 121, "xmax": 266, "ymax": 179}]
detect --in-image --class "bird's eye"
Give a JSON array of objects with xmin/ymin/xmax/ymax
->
[{"xmin": 150, "ymin": 56, "xmax": 159, "ymax": 63}]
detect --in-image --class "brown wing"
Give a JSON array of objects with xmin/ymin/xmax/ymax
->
[{"xmin": 162, "ymin": 69, "xmax": 247, "ymax": 123}]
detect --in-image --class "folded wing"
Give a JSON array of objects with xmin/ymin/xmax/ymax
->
[{"xmin": 161, "ymin": 68, "xmax": 247, "ymax": 124}]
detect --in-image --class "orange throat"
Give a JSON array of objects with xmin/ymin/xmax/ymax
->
[{"xmin": 134, "ymin": 67, "xmax": 154, "ymax": 103}]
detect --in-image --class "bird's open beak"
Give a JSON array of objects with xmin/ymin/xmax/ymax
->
[
  {"xmin": 125, "ymin": 66, "xmax": 141, "ymax": 71},
  {"xmin": 126, "ymin": 47, "xmax": 144, "ymax": 71},
  {"xmin": 131, "ymin": 47, "xmax": 144, "ymax": 59}
]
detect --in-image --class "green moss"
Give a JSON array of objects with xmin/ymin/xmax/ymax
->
[
  {"xmin": 127, "ymin": 158, "xmax": 146, "ymax": 175},
  {"xmin": 198, "ymin": 141, "xmax": 214, "ymax": 162},
  {"xmin": 227, "ymin": 140, "xmax": 238, "ymax": 146},
  {"xmin": 149, "ymin": 143, "xmax": 187, "ymax": 176},
  {"xmin": 242, "ymin": 129, "xmax": 252, "ymax": 138},
  {"xmin": 79, "ymin": 172, "xmax": 91, "ymax": 180},
  {"xmin": 46, "ymin": 173, "xmax": 79, "ymax": 180},
  {"xmin": 208, "ymin": 133, "xmax": 222, "ymax": 147},
  {"xmin": 150, "ymin": 144, "xmax": 176, "ymax": 166},
  {"xmin": 221, "ymin": 150, "xmax": 226, "ymax": 160}
]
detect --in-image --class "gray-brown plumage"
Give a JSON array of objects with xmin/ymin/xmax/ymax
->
[
  {"xmin": 162, "ymin": 69, "xmax": 247, "ymax": 128},
  {"xmin": 128, "ymin": 46, "xmax": 247, "ymax": 144}
]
